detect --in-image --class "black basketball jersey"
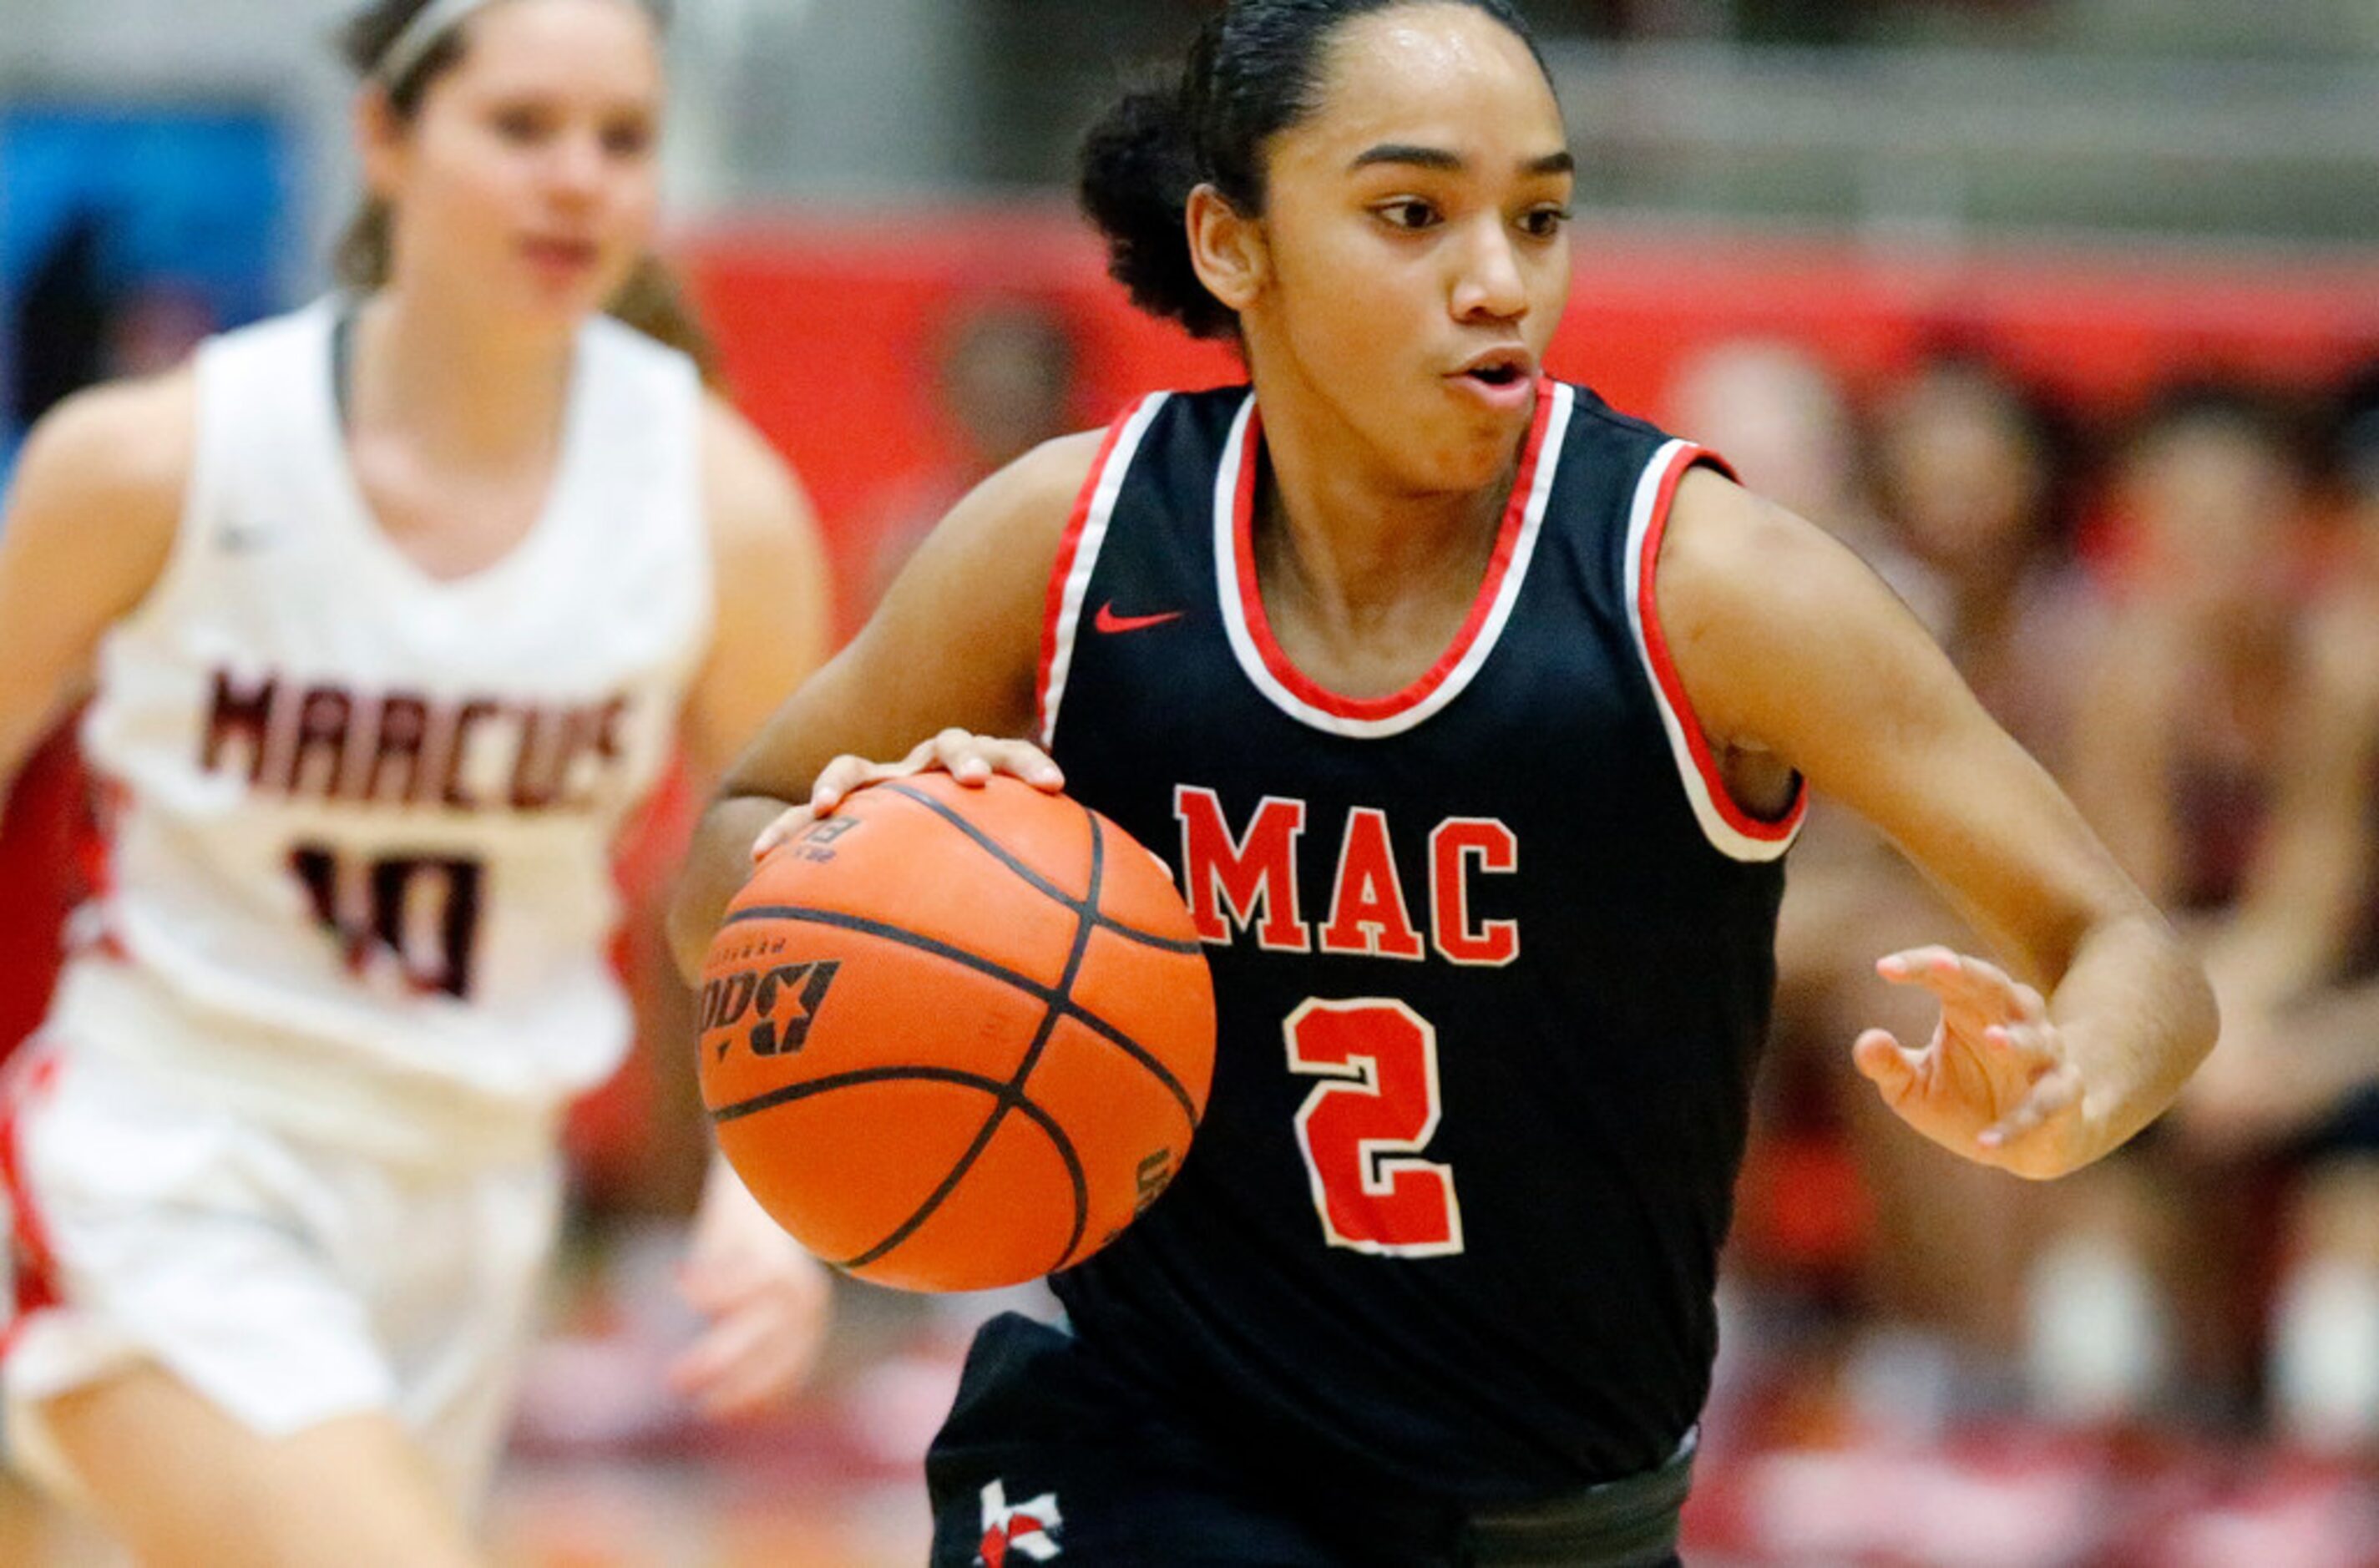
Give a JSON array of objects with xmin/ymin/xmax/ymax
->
[{"xmin": 1035, "ymin": 381, "xmax": 1804, "ymax": 1505}]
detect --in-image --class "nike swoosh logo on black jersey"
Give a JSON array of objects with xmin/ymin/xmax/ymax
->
[{"xmin": 1094, "ymin": 602, "xmax": 1186, "ymax": 634}]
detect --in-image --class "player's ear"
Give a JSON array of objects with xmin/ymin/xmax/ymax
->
[
  {"xmin": 1186, "ymin": 184, "xmax": 1268, "ymax": 317},
  {"xmin": 354, "ymin": 85, "xmax": 410, "ymax": 204}
]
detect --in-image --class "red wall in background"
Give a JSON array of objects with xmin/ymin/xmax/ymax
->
[{"xmin": 686, "ymin": 207, "xmax": 2378, "ymax": 632}]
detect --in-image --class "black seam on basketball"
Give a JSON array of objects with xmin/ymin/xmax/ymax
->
[
  {"xmin": 852, "ymin": 1098, "xmax": 1089, "ymax": 1279},
  {"xmin": 876, "ymin": 781, "xmax": 1203, "ymax": 954},
  {"xmin": 1055, "ymin": 1009, "xmax": 1199, "ymax": 1131},
  {"xmin": 710, "ymin": 1063, "xmax": 1019, "ymax": 1124},
  {"xmin": 706, "ymin": 1066, "xmax": 1086, "ymax": 1276},
  {"xmin": 842, "ymin": 818, "xmax": 1105, "ymax": 1275},
  {"xmin": 721, "ymin": 903, "xmax": 1201, "ymax": 1130}
]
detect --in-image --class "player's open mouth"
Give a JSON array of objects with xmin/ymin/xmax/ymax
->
[{"xmin": 1450, "ymin": 350, "xmax": 1536, "ymax": 402}]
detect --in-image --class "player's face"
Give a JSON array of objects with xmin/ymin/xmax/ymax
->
[
  {"xmin": 1245, "ymin": 5, "xmax": 1572, "ymax": 492},
  {"xmin": 372, "ymin": 0, "xmax": 662, "ymax": 324}
]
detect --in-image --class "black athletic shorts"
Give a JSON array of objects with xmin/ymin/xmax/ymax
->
[{"xmin": 925, "ymin": 1313, "xmax": 1690, "ymax": 1568}]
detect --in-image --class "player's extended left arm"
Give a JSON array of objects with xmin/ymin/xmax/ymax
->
[{"xmin": 1658, "ymin": 470, "xmax": 2217, "ymax": 1180}]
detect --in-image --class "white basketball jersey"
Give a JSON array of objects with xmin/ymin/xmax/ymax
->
[{"xmin": 44, "ymin": 300, "xmax": 712, "ymax": 1161}]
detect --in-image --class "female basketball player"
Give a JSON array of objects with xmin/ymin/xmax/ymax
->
[
  {"xmin": 674, "ymin": 3, "xmax": 2215, "ymax": 1561},
  {"xmin": 0, "ymin": 1, "xmax": 831, "ymax": 1563}
]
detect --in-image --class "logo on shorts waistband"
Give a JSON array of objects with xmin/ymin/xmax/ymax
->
[{"xmin": 977, "ymin": 1479, "xmax": 1062, "ymax": 1565}]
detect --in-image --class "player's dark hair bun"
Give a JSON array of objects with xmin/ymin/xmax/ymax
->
[
  {"xmin": 1077, "ymin": 87, "xmax": 1236, "ymax": 341},
  {"xmin": 1077, "ymin": 0, "xmax": 1551, "ymax": 342}
]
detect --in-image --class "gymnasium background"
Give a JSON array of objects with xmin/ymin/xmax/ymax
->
[{"xmin": 3, "ymin": 2, "xmax": 2377, "ymax": 1563}]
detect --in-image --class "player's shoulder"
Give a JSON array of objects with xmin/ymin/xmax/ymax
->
[
  {"xmin": 904, "ymin": 427, "xmax": 1107, "ymax": 568},
  {"xmin": 701, "ymin": 396, "xmax": 803, "ymax": 525},
  {"xmin": 1660, "ymin": 463, "xmax": 1860, "ymax": 627},
  {"xmin": 698, "ymin": 395, "xmax": 828, "ymax": 590},
  {"xmin": 998, "ymin": 427, "xmax": 1111, "ymax": 517},
  {"xmin": 13, "ymin": 364, "xmax": 199, "ymax": 518},
  {"xmin": 3, "ymin": 367, "xmax": 195, "ymax": 627},
  {"xmin": 867, "ymin": 429, "xmax": 1108, "ymax": 623}
]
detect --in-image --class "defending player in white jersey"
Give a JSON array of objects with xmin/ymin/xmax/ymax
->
[{"xmin": 0, "ymin": 2, "xmax": 833, "ymax": 1562}]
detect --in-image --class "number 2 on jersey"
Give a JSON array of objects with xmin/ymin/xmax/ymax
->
[
  {"xmin": 290, "ymin": 845, "xmax": 484, "ymax": 999},
  {"xmin": 1285, "ymin": 998, "xmax": 1464, "ymax": 1257}
]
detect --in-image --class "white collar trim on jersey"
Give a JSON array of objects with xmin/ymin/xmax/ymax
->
[{"xmin": 1212, "ymin": 382, "xmax": 1572, "ymax": 741}]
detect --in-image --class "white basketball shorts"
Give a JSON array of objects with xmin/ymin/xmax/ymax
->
[{"xmin": 0, "ymin": 1040, "xmax": 563, "ymax": 1508}]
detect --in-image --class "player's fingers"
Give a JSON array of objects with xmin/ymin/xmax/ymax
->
[
  {"xmin": 694, "ymin": 1351, "xmax": 813, "ymax": 1427},
  {"xmin": 667, "ymin": 1302, "xmax": 780, "ymax": 1399},
  {"xmin": 924, "ymin": 731, "xmax": 1065, "ymax": 790},
  {"xmin": 676, "ymin": 1254, "xmax": 767, "ymax": 1317},
  {"xmin": 979, "ymin": 738, "xmax": 1065, "ymax": 790},
  {"xmin": 1973, "ymin": 964, "xmax": 2051, "ymax": 1024},
  {"xmin": 808, "ymin": 752, "xmax": 883, "ymax": 813},
  {"xmin": 1877, "ymin": 946, "xmax": 1996, "ymax": 999},
  {"xmin": 1875, "ymin": 946, "xmax": 1956, "ymax": 986},
  {"xmin": 1878, "ymin": 948, "xmax": 2045, "ymax": 1022},
  {"xmin": 928, "ymin": 727, "xmax": 990, "ymax": 782},
  {"xmin": 1983, "ymin": 1019, "xmax": 2063, "ymax": 1068},
  {"xmin": 1851, "ymin": 1028, "xmax": 1922, "ymax": 1105},
  {"xmin": 691, "ymin": 1333, "xmax": 817, "ymax": 1419},
  {"xmin": 1977, "ymin": 1061, "xmax": 2083, "ymax": 1151},
  {"xmin": 671, "ymin": 1303, "xmax": 823, "ymax": 1415},
  {"xmin": 751, "ymin": 804, "xmax": 815, "ymax": 862}
]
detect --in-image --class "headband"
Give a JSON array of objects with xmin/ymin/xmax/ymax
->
[
  {"xmin": 373, "ymin": 0, "xmax": 664, "ymax": 94},
  {"xmin": 373, "ymin": 0, "xmax": 501, "ymax": 90}
]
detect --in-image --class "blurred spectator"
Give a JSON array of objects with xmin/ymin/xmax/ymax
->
[
  {"xmin": 2068, "ymin": 380, "xmax": 2311, "ymax": 912},
  {"xmin": 1871, "ymin": 350, "xmax": 2098, "ymax": 770},
  {"xmin": 855, "ymin": 293, "xmax": 1081, "ymax": 613},
  {"xmin": 2031, "ymin": 377, "xmax": 2317, "ymax": 1434},
  {"xmin": 1668, "ymin": 336, "xmax": 1940, "ymax": 620},
  {"xmin": 2163, "ymin": 361, "xmax": 2379, "ymax": 1459},
  {"xmin": 1679, "ymin": 346, "xmax": 2095, "ymax": 1433}
]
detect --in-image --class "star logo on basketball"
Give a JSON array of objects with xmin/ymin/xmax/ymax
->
[
  {"xmin": 977, "ymin": 1479, "xmax": 1062, "ymax": 1565},
  {"xmin": 698, "ymin": 959, "xmax": 841, "ymax": 1060}
]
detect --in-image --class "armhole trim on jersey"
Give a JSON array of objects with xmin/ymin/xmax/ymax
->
[
  {"xmin": 1624, "ymin": 438, "xmax": 1807, "ymax": 863},
  {"xmin": 1035, "ymin": 393, "xmax": 1170, "ymax": 749},
  {"xmin": 1216, "ymin": 380, "xmax": 1570, "ymax": 739}
]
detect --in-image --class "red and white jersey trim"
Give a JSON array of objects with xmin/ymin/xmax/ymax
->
[
  {"xmin": 1623, "ymin": 439, "xmax": 1806, "ymax": 863},
  {"xmin": 1215, "ymin": 382, "xmax": 1571, "ymax": 740},
  {"xmin": 1035, "ymin": 393, "xmax": 1171, "ymax": 749}
]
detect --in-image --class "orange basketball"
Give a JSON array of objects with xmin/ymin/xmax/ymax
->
[{"xmin": 696, "ymin": 772, "xmax": 1216, "ymax": 1292}]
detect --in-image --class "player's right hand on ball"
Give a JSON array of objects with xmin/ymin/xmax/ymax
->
[{"xmin": 751, "ymin": 728, "xmax": 1065, "ymax": 861}]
